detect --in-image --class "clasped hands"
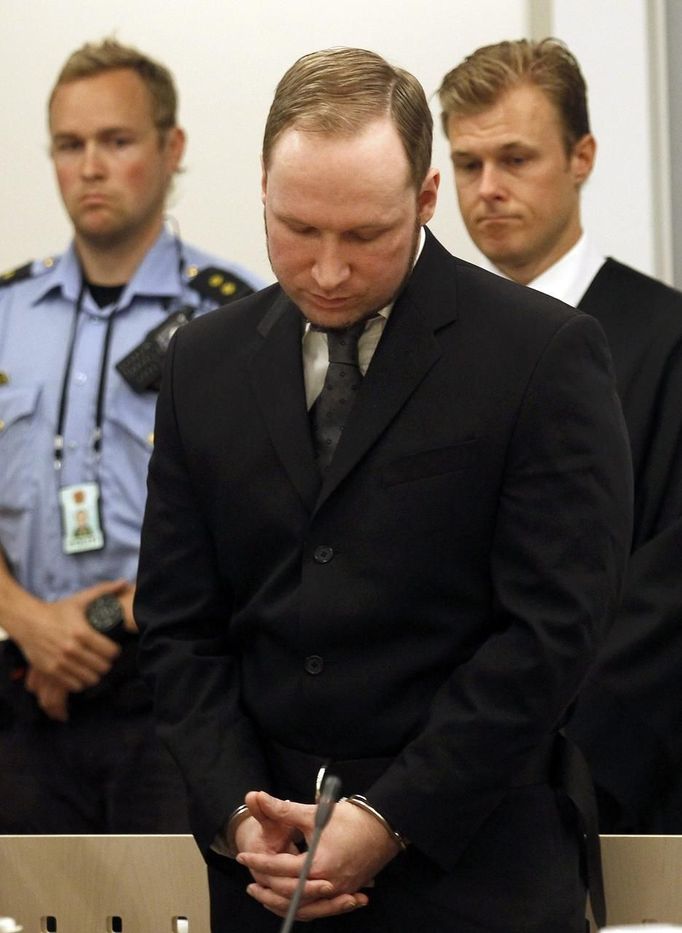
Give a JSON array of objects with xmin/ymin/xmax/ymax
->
[{"xmin": 234, "ymin": 789, "xmax": 402, "ymax": 921}]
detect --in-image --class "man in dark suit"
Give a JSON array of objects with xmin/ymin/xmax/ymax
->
[
  {"xmin": 135, "ymin": 48, "xmax": 632, "ymax": 932},
  {"xmin": 439, "ymin": 37, "xmax": 682, "ymax": 834}
]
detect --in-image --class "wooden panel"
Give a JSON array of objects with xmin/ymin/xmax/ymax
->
[
  {"xmin": 3, "ymin": 832, "xmax": 680, "ymax": 931},
  {"xmin": 599, "ymin": 835, "xmax": 682, "ymax": 928},
  {"xmin": 0, "ymin": 835, "xmax": 210, "ymax": 933}
]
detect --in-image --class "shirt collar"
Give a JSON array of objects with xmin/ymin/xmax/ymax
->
[
  {"xmin": 30, "ymin": 226, "xmax": 186, "ymax": 310},
  {"xmin": 526, "ymin": 234, "xmax": 606, "ymax": 307},
  {"xmin": 484, "ymin": 233, "xmax": 606, "ymax": 308}
]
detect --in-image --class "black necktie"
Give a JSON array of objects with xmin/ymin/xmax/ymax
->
[{"xmin": 310, "ymin": 322, "xmax": 365, "ymax": 471}]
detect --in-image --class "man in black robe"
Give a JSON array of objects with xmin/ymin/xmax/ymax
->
[{"xmin": 439, "ymin": 37, "xmax": 682, "ymax": 832}]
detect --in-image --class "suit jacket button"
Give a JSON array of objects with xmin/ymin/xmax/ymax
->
[
  {"xmin": 313, "ymin": 545, "xmax": 334, "ymax": 564},
  {"xmin": 304, "ymin": 655, "xmax": 324, "ymax": 675}
]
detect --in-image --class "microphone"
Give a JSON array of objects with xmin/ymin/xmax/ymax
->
[{"xmin": 279, "ymin": 774, "xmax": 342, "ymax": 933}]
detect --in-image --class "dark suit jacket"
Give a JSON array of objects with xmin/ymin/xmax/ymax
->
[
  {"xmin": 567, "ymin": 258, "xmax": 682, "ymax": 831},
  {"xmin": 135, "ymin": 231, "xmax": 632, "ymax": 930}
]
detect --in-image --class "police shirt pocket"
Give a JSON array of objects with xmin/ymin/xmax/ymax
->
[
  {"xmin": 0, "ymin": 384, "xmax": 41, "ymax": 509},
  {"xmin": 107, "ymin": 387, "xmax": 156, "ymax": 453},
  {"xmin": 101, "ymin": 388, "xmax": 158, "ymax": 535},
  {"xmin": 381, "ymin": 438, "xmax": 477, "ymax": 487}
]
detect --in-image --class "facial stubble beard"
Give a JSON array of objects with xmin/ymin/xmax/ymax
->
[{"xmin": 263, "ymin": 209, "xmax": 423, "ymax": 332}]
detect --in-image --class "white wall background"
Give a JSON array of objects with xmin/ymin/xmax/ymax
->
[
  {"xmin": 552, "ymin": 0, "xmax": 670, "ymax": 282},
  {"xmin": 0, "ymin": 0, "xmax": 666, "ymax": 284},
  {"xmin": 664, "ymin": 0, "xmax": 682, "ymax": 287}
]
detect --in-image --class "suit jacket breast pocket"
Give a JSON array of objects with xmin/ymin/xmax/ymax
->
[{"xmin": 381, "ymin": 438, "xmax": 478, "ymax": 487}]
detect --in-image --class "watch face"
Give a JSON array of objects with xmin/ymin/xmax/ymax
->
[{"xmin": 86, "ymin": 594, "xmax": 124, "ymax": 634}]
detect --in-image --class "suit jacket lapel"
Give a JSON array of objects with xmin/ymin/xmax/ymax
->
[{"xmin": 248, "ymin": 292, "xmax": 321, "ymax": 510}]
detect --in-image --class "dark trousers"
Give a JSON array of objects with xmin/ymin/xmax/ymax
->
[
  {"xmin": 207, "ymin": 784, "xmax": 586, "ymax": 933},
  {"xmin": 0, "ymin": 666, "xmax": 190, "ymax": 834}
]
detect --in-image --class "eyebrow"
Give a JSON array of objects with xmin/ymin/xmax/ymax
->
[
  {"xmin": 276, "ymin": 211, "xmax": 391, "ymax": 234},
  {"xmin": 51, "ymin": 125, "xmax": 138, "ymax": 141},
  {"xmin": 451, "ymin": 140, "xmax": 535, "ymax": 157}
]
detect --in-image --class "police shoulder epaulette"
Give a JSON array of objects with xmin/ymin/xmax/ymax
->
[
  {"xmin": 0, "ymin": 261, "xmax": 34, "ymax": 288},
  {"xmin": 186, "ymin": 265, "xmax": 255, "ymax": 304},
  {"xmin": 0, "ymin": 257, "xmax": 56, "ymax": 289}
]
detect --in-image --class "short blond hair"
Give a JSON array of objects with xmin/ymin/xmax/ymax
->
[
  {"xmin": 263, "ymin": 47, "xmax": 432, "ymax": 190},
  {"xmin": 49, "ymin": 38, "xmax": 178, "ymax": 132},
  {"xmin": 438, "ymin": 38, "xmax": 590, "ymax": 153}
]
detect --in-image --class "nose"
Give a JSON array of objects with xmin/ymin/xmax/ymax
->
[
  {"xmin": 311, "ymin": 237, "xmax": 351, "ymax": 292},
  {"xmin": 80, "ymin": 140, "xmax": 105, "ymax": 179},
  {"xmin": 478, "ymin": 162, "xmax": 506, "ymax": 202}
]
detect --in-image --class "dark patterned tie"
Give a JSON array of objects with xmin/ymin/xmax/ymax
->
[{"xmin": 310, "ymin": 322, "xmax": 365, "ymax": 471}]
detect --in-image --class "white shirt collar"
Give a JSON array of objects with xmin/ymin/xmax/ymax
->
[{"xmin": 484, "ymin": 234, "xmax": 606, "ymax": 307}]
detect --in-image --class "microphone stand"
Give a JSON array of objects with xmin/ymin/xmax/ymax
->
[{"xmin": 279, "ymin": 774, "xmax": 342, "ymax": 933}]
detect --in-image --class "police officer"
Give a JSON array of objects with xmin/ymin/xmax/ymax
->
[{"xmin": 0, "ymin": 38, "xmax": 264, "ymax": 832}]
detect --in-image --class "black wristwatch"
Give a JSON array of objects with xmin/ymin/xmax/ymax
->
[{"xmin": 85, "ymin": 594, "xmax": 126, "ymax": 641}]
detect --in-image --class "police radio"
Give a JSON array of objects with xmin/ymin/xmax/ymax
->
[
  {"xmin": 114, "ymin": 263, "xmax": 256, "ymax": 393},
  {"xmin": 115, "ymin": 308, "xmax": 192, "ymax": 393}
]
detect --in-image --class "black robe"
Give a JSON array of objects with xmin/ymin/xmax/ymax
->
[{"xmin": 567, "ymin": 258, "xmax": 682, "ymax": 832}]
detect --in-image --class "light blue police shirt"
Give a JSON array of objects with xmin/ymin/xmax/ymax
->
[{"xmin": 0, "ymin": 226, "xmax": 265, "ymax": 602}]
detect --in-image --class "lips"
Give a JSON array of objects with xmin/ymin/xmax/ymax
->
[
  {"xmin": 79, "ymin": 192, "xmax": 109, "ymax": 207},
  {"xmin": 309, "ymin": 293, "xmax": 352, "ymax": 310},
  {"xmin": 477, "ymin": 215, "xmax": 518, "ymax": 226}
]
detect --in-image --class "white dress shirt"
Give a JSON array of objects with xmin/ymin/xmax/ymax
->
[{"xmin": 483, "ymin": 233, "xmax": 606, "ymax": 307}]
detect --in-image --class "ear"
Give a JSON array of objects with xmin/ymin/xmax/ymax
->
[
  {"xmin": 417, "ymin": 167, "xmax": 440, "ymax": 225},
  {"xmin": 165, "ymin": 126, "xmax": 186, "ymax": 175},
  {"xmin": 261, "ymin": 156, "xmax": 268, "ymax": 206},
  {"xmin": 570, "ymin": 133, "xmax": 596, "ymax": 188}
]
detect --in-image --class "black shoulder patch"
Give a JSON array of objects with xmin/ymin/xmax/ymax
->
[
  {"xmin": 186, "ymin": 266, "xmax": 255, "ymax": 305},
  {"xmin": 0, "ymin": 262, "xmax": 34, "ymax": 288}
]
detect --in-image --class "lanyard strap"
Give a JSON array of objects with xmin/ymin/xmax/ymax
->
[{"xmin": 53, "ymin": 282, "xmax": 117, "ymax": 470}]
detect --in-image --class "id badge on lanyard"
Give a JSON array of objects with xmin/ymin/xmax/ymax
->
[{"xmin": 58, "ymin": 481, "xmax": 104, "ymax": 554}]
